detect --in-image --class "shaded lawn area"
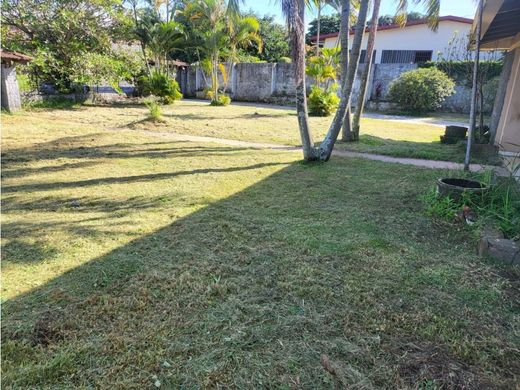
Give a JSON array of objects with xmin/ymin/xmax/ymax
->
[
  {"xmin": 19, "ymin": 99, "xmax": 478, "ymax": 163},
  {"xmin": 2, "ymin": 109, "xmax": 519, "ymax": 388}
]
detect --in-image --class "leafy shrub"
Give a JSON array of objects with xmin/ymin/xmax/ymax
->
[
  {"xmin": 210, "ymin": 94, "xmax": 231, "ymax": 106},
  {"xmin": 279, "ymin": 57, "xmax": 292, "ymax": 63},
  {"xmin": 140, "ymin": 71, "xmax": 182, "ymax": 104},
  {"xmin": 419, "ymin": 60, "xmax": 503, "ymax": 85},
  {"xmin": 388, "ymin": 68, "xmax": 455, "ymax": 113},
  {"xmin": 423, "ymin": 173, "xmax": 520, "ymax": 239},
  {"xmin": 308, "ymin": 85, "xmax": 339, "ymax": 116},
  {"xmin": 145, "ymin": 98, "xmax": 163, "ymax": 121}
]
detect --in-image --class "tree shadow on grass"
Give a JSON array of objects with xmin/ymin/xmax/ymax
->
[
  {"xmin": 2, "ymin": 134, "xmax": 256, "ymax": 173},
  {"xmin": 2, "ymin": 157, "xmax": 518, "ymax": 388},
  {"xmin": 1, "ymin": 240, "xmax": 59, "ymax": 264}
]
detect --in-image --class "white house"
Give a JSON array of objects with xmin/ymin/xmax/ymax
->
[{"xmin": 311, "ymin": 16, "xmax": 475, "ymax": 64}]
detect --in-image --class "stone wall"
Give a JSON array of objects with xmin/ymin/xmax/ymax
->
[{"xmin": 177, "ymin": 62, "xmax": 497, "ymax": 114}]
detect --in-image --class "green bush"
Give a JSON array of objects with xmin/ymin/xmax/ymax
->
[
  {"xmin": 140, "ymin": 71, "xmax": 182, "ymax": 104},
  {"xmin": 209, "ymin": 94, "xmax": 231, "ymax": 106},
  {"xmin": 423, "ymin": 173, "xmax": 520, "ymax": 239},
  {"xmin": 308, "ymin": 85, "xmax": 339, "ymax": 116},
  {"xmin": 388, "ymin": 68, "xmax": 455, "ymax": 113}
]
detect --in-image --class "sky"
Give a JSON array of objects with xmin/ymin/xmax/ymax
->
[{"xmin": 242, "ymin": 0, "xmax": 478, "ymax": 26}]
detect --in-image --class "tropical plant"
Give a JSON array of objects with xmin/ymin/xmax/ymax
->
[
  {"xmin": 281, "ymin": 0, "xmax": 369, "ymax": 161},
  {"xmin": 308, "ymin": 84, "xmax": 340, "ymax": 116},
  {"xmin": 140, "ymin": 70, "xmax": 183, "ymax": 104},
  {"xmin": 183, "ymin": 0, "xmax": 260, "ymax": 106},
  {"xmin": 210, "ymin": 93, "xmax": 231, "ymax": 106},
  {"xmin": 306, "ymin": 47, "xmax": 340, "ymax": 88},
  {"xmin": 388, "ymin": 67, "xmax": 455, "ymax": 113},
  {"xmin": 306, "ymin": 47, "xmax": 340, "ymax": 117},
  {"xmin": 224, "ymin": 14, "xmax": 262, "ymax": 90}
]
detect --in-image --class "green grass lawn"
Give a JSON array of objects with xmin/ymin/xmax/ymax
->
[
  {"xmin": 2, "ymin": 107, "xmax": 518, "ymax": 388},
  {"xmin": 20, "ymin": 99, "xmax": 481, "ymax": 163}
]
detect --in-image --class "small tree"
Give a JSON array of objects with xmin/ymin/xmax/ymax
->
[
  {"xmin": 388, "ymin": 68, "xmax": 455, "ymax": 113},
  {"xmin": 71, "ymin": 53, "xmax": 127, "ymax": 102}
]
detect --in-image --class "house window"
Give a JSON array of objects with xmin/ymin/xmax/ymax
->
[{"xmin": 381, "ymin": 50, "xmax": 432, "ymax": 64}]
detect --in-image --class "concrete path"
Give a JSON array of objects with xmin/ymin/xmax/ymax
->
[
  {"xmin": 126, "ymin": 128, "xmax": 492, "ymax": 173},
  {"xmin": 189, "ymin": 99, "xmax": 469, "ymax": 128},
  {"xmin": 362, "ymin": 112, "xmax": 468, "ymax": 128}
]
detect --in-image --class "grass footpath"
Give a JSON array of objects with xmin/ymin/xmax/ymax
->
[{"xmin": 1, "ymin": 107, "xmax": 519, "ymax": 388}]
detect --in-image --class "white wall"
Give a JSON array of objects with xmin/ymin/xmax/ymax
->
[{"xmin": 322, "ymin": 20, "xmax": 473, "ymax": 63}]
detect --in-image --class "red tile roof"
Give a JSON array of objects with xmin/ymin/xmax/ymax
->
[
  {"xmin": 310, "ymin": 15, "xmax": 473, "ymax": 42},
  {"xmin": 0, "ymin": 49, "xmax": 33, "ymax": 63}
]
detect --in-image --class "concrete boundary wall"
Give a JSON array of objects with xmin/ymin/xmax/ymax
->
[{"xmin": 178, "ymin": 62, "xmax": 495, "ymax": 113}]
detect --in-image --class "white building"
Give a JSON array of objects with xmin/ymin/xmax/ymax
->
[{"xmin": 311, "ymin": 16, "xmax": 475, "ymax": 64}]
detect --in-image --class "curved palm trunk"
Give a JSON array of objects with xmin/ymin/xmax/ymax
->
[
  {"xmin": 319, "ymin": 0, "xmax": 369, "ymax": 161},
  {"xmin": 291, "ymin": 0, "xmax": 318, "ymax": 160},
  {"xmin": 350, "ymin": 0, "xmax": 381, "ymax": 142}
]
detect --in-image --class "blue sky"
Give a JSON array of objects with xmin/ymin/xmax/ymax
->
[{"xmin": 242, "ymin": 0, "xmax": 478, "ymax": 26}]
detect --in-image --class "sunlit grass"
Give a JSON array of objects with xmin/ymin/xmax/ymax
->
[
  {"xmin": 13, "ymin": 99, "xmax": 475, "ymax": 162},
  {"xmin": 1, "ymin": 107, "xmax": 518, "ymax": 388}
]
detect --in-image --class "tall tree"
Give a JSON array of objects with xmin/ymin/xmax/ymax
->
[
  {"xmin": 320, "ymin": 0, "xmax": 369, "ymax": 160},
  {"xmin": 283, "ymin": 0, "xmax": 317, "ymax": 160},
  {"xmin": 346, "ymin": 0, "xmax": 440, "ymax": 142},
  {"xmin": 1, "ymin": 0, "xmax": 131, "ymax": 91},
  {"xmin": 282, "ymin": 0, "xmax": 369, "ymax": 161},
  {"xmin": 349, "ymin": 0, "xmax": 380, "ymax": 141}
]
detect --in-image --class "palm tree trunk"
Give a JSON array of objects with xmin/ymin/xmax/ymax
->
[
  {"xmin": 319, "ymin": 0, "xmax": 369, "ymax": 161},
  {"xmin": 316, "ymin": 4, "xmax": 321, "ymax": 56},
  {"xmin": 291, "ymin": 0, "xmax": 318, "ymax": 160},
  {"xmin": 350, "ymin": 0, "xmax": 381, "ymax": 142},
  {"xmin": 212, "ymin": 55, "xmax": 219, "ymax": 102},
  {"xmin": 342, "ymin": 106, "xmax": 352, "ymax": 140}
]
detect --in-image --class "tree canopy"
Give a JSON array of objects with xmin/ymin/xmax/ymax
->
[{"xmin": 1, "ymin": 0, "xmax": 132, "ymax": 91}]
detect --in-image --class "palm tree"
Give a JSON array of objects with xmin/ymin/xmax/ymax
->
[
  {"xmin": 225, "ymin": 15, "xmax": 263, "ymax": 91},
  {"xmin": 282, "ymin": 0, "xmax": 370, "ymax": 161},
  {"xmin": 319, "ymin": 0, "xmax": 369, "ymax": 160},
  {"xmin": 147, "ymin": 21, "xmax": 185, "ymax": 73},
  {"xmin": 395, "ymin": 0, "xmax": 441, "ymax": 30},
  {"xmin": 347, "ymin": 0, "xmax": 441, "ymax": 142},
  {"xmin": 282, "ymin": 0, "xmax": 317, "ymax": 159},
  {"xmin": 349, "ymin": 0, "xmax": 381, "ymax": 141}
]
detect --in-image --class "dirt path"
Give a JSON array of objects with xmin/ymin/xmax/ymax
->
[{"xmin": 122, "ymin": 127, "xmax": 493, "ymax": 173}]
